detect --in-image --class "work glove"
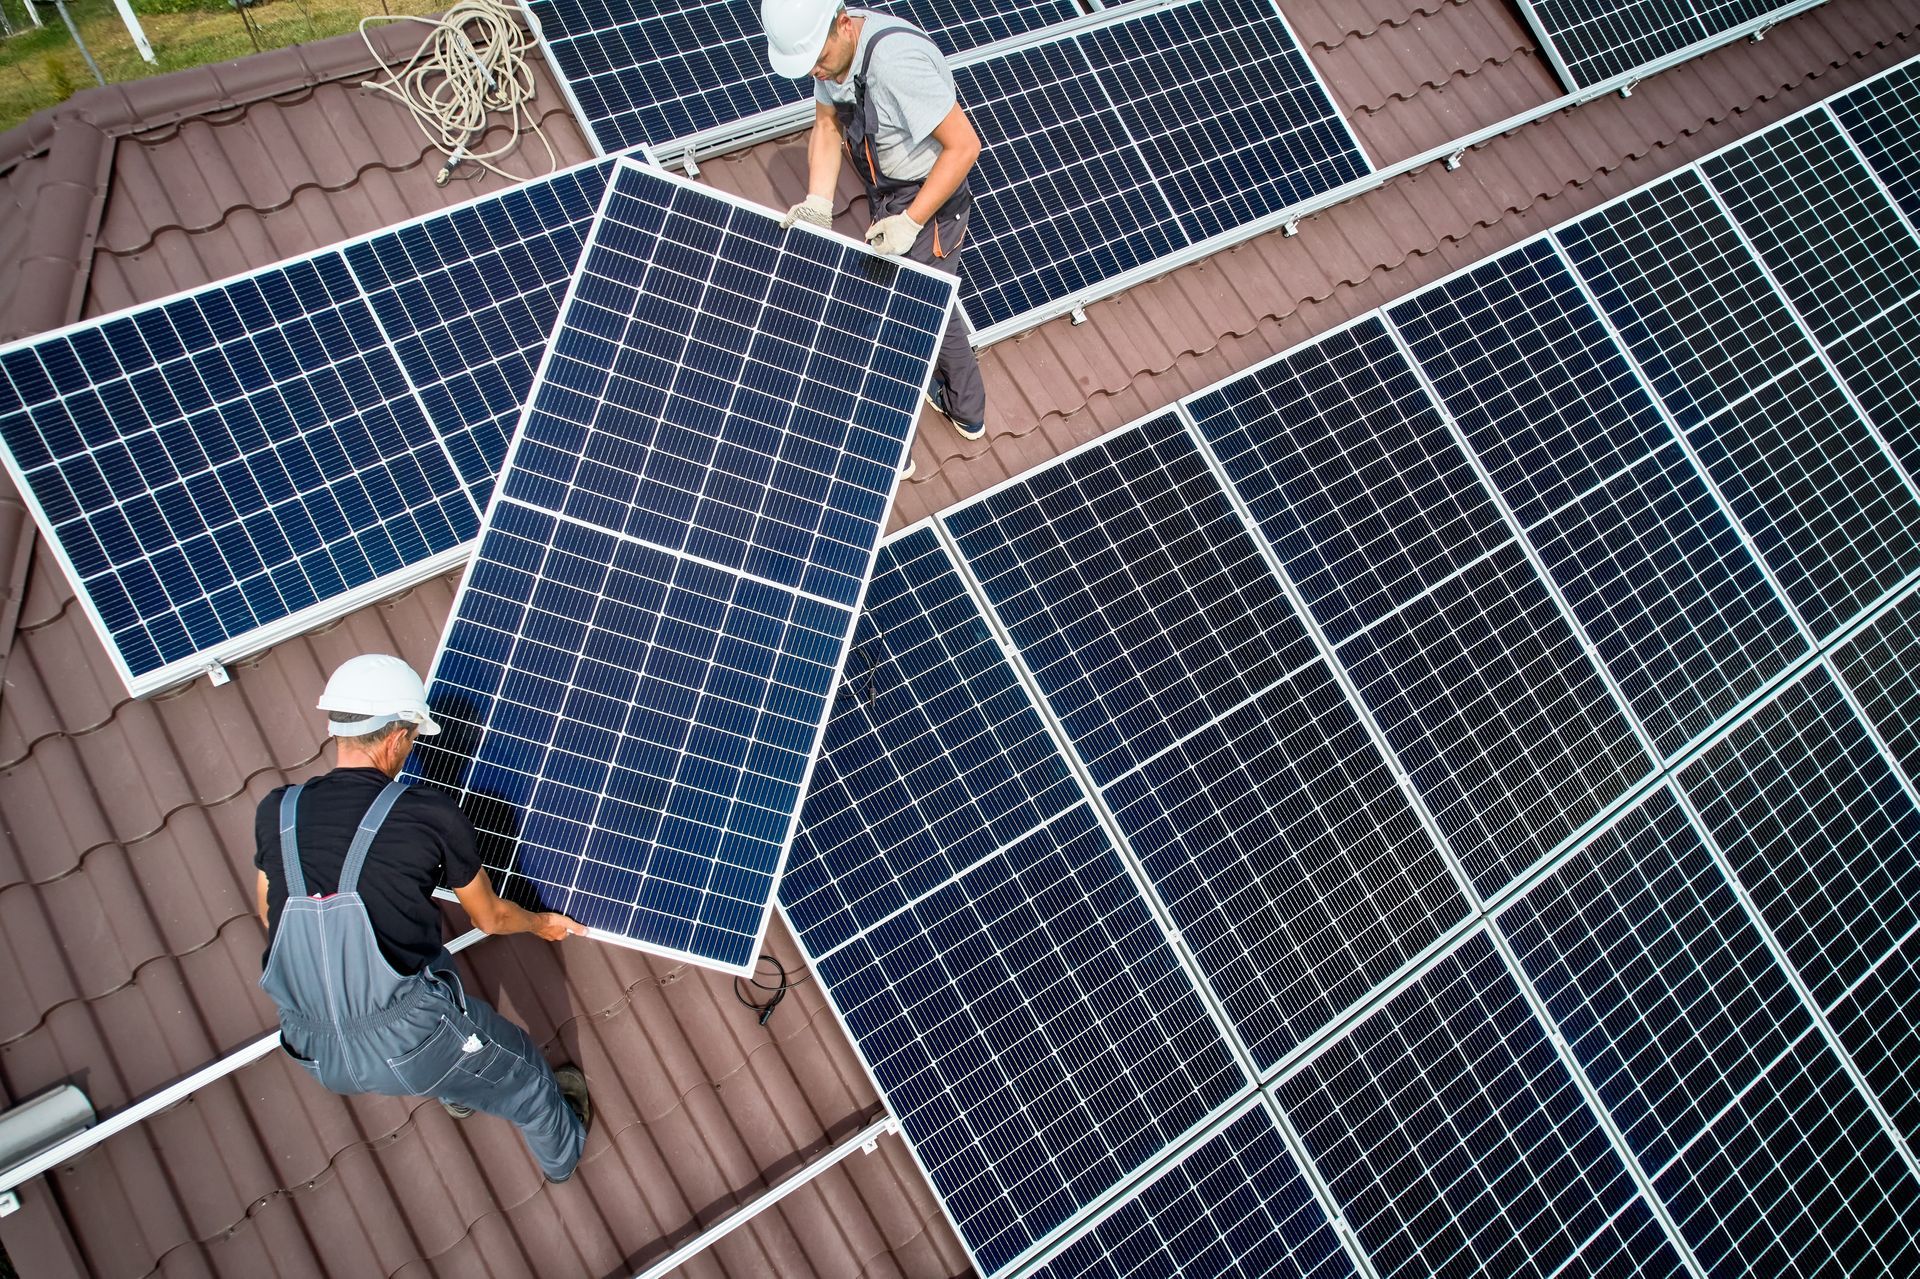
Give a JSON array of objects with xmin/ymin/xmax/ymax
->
[
  {"xmin": 781, "ymin": 194, "xmax": 834, "ymax": 230},
  {"xmin": 865, "ymin": 212, "xmax": 923, "ymax": 255}
]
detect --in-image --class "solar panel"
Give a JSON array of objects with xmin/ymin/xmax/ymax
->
[
  {"xmin": 1677, "ymin": 666, "xmax": 1920, "ymax": 1013},
  {"xmin": 1700, "ymin": 110, "xmax": 1920, "ymax": 348},
  {"xmin": 1026, "ymin": 1099, "xmax": 1357, "ymax": 1279},
  {"xmin": 525, "ymin": 0, "xmax": 1080, "ymax": 155},
  {"xmin": 344, "ymin": 165, "xmax": 612, "ymax": 503},
  {"xmin": 813, "ymin": 802, "xmax": 1247, "ymax": 1275},
  {"xmin": 412, "ymin": 159, "xmax": 953, "ymax": 969},
  {"xmin": 956, "ymin": 0, "xmax": 1370, "ymax": 335},
  {"xmin": 944, "ymin": 411, "xmax": 1317, "ymax": 791},
  {"xmin": 1102, "ymin": 660, "xmax": 1467, "ymax": 1070},
  {"xmin": 1831, "ymin": 61, "xmax": 1920, "ymax": 229},
  {"xmin": 1498, "ymin": 787, "xmax": 1812, "ymax": 1176},
  {"xmin": 0, "ymin": 159, "xmax": 611, "ymax": 696},
  {"xmin": 1274, "ymin": 931, "xmax": 1676, "ymax": 1279},
  {"xmin": 780, "ymin": 524, "xmax": 1083, "ymax": 956},
  {"xmin": 1826, "ymin": 928, "xmax": 1920, "ymax": 1147},
  {"xmin": 1681, "ymin": 360, "xmax": 1920, "ymax": 641},
  {"xmin": 1651, "ymin": 1034, "xmax": 1920, "ymax": 1275},
  {"xmin": 1557, "ymin": 169, "xmax": 1817, "ymax": 432},
  {"xmin": 1516, "ymin": 0, "xmax": 1809, "ymax": 93},
  {"xmin": 1832, "ymin": 586, "xmax": 1920, "ymax": 783},
  {"xmin": 1826, "ymin": 298, "xmax": 1920, "ymax": 483},
  {"xmin": 1391, "ymin": 239, "xmax": 1802, "ymax": 756}
]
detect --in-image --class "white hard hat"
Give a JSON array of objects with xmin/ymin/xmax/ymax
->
[
  {"xmin": 317, "ymin": 653, "xmax": 442, "ymax": 737},
  {"xmin": 763, "ymin": 0, "xmax": 840, "ymax": 79}
]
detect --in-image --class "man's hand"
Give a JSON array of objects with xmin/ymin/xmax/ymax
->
[
  {"xmin": 865, "ymin": 213, "xmax": 923, "ymax": 255},
  {"xmin": 533, "ymin": 912, "xmax": 583, "ymax": 942},
  {"xmin": 781, "ymin": 194, "xmax": 834, "ymax": 230}
]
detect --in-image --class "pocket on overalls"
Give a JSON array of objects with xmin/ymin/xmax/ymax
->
[
  {"xmin": 280, "ymin": 1040, "xmax": 325, "ymax": 1084},
  {"xmin": 385, "ymin": 1016, "xmax": 467, "ymax": 1095}
]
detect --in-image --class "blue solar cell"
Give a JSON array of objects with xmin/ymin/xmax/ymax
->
[
  {"xmin": 1499, "ymin": 787, "xmax": 1812, "ymax": 1175},
  {"xmin": 345, "ymin": 161, "xmax": 611, "ymax": 502},
  {"xmin": 1679, "ymin": 667, "xmax": 1920, "ymax": 1011},
  {"xmin": 1832, "ymin": 62, "xmax": 1920, "ymax": 229},
  {"xmin": 1335, "ymin": 539, "xmax": 1649, "ymax": 899},
  {"xmin": 1276, "ymin": 932, "xmax": 1646, "ymax": 1279},
  {"xmin": 946, "ymin": 411, "xmax": 1315, "ymax": 789},
  {"xmin": 1523, "ymin": 0, "xmax": 1793, "ymax": 91},
  {"xmin": 1833, "ymin": 587, "xmax": 1920, "ymax": 785},
  {"xmin": 1559, "ymin": 169, "xmax": 1818, "ymax": 432},
  {"xmin": 526, "ymin": 0, "xmax": 1079, "ymax": 153},
  {"xmin": 1104, "ymin": 660, "xmax": 1466, "ymax": 1069},
  {"xmin": 1393, "ymin": 239, "xmax": 1803, "ymax": 755},
  {"xmin": 1701, "ymin": 111, "xmax": 1920, "ymax": 347},
  {"xmin": 0, "ymin": 160, "xmax": 620, "ymax": 694},
  {"xmin": 413, "ymin": 161, "xmax": 951, "ymax": 967},
  {"xmin": 817, "ymin": 803, "xmax": 1247, "ymax": 1276},
  {"xmin": 0, "ymin": 252, "xmax": 475, "ymax": 687},
  {"xmin": 1077, "ymin": 0, "xmax": 1370, "ymax": 242},
  {"xmin": 1652, "ymin": 1035, "xmax": 1920, "ymax": 1276},
  {"xmin": 1681, "ymin": 359, "xmax": 1920, "ymax": 641},
  {"xmin": 954, "ymin": 0, "xmax": 1369, "ymax": 333},
  {"xmin": 1186, "ymin": 317, "xmax": 1510, "ymax": 646},
  {"xmin": 1028, "ymin": 1101, "xmax": 1356, "ymax": 1279},
  {"xmin": 780, "ymin": 525, "xmax": 1082, "ymax": 956}
]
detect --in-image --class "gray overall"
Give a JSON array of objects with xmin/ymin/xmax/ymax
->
[
  {"xmin": 260, "ymin": 780, "xmax": 583, "ymax": 1182},
  {"xmin": 838, "ymin": 23, "xmax": 987, "ymax": 425}
]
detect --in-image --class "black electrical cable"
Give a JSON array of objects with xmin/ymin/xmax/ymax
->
[{"xmin": 735, "ymin": 953, "xmax": 810, "ymax": 1026}]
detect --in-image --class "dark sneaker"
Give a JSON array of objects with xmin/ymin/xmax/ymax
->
[
  {"xmin": 924, "ymin": 379, "xmax": 986, "ymax": 442},
  {"xmin": 441, "ymin": 1099, "xmax": 474, "ymax": 1119}
]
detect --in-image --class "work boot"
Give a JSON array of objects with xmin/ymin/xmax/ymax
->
[
  {"xmin": 542, "ymin": 1064, "xmax": 593, "ymax": 1185},
  {"xmin": 924, "ymin": 378, "xmax": 985, "ymax": 441}
]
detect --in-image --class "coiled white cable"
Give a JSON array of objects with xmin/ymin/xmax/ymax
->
[{"xmin": 359, "ymin": 0, "xmax": 557, "ymax": 185}]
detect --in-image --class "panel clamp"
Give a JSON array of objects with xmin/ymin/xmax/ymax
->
[
  {"xmin": 682, "ymin": 153, "xmax": 700, "ymax": 178},
  {"xmin": 1619, "ymin": 77, "xmax": 1639, "ymax": 99},
  {"xmin": 1069, "ymin": 303, "xmax": 1088, "ymax": 325},
  {"xmin": 203, "ymin": 662, "xmax": 231, "ymax": 687},
  {"xmin": 1283, "ymin": 216, "xmax": 1300, "ymax": 237},
  {"xmin": 1445, "ymin": 149, "xmax": 1465, "ymax": 171}
]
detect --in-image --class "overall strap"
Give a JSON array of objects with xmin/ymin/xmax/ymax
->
[
  {"xmin": 854, "ymin": 23, "xmax": 936, "ymax": 102},
  {"xmin": 278, "ymin": 783, "xmax": 309, "ymax": 898},
  {"xmin": 337, "ymin": 779, "xmax": 410, "ymax": 896}
]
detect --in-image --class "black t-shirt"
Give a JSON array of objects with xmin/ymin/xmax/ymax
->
[{"xmin": 254, "ymin": 768, "xmax": 484, "ymax": 975}]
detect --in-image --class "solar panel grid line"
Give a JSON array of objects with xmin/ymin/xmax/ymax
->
[
  {"xmin": 789, "ymin": 806, "xmax": 1256, "ymax": 1276},
  {"xmin": 1270, "ymin": 928, "xmax": 1673, "ymax": 1279},
  {"xmin": 1384, "ymin": 236, "xmax": 1808, "ymax": 766},
  {"xmin": 1831, "ymin": 61, "xmax": 1920, "ymax": 234},
  {"xmin": 1513, "ymin": 0, "xmax": 1822, "ymax": 94},
  {"xmin": 1471, "ymin": 906, "xmax": 1710, "ymax": 1275},
  {"xmin": 1700, "ymin": 110, "xmax": 1920, "ymax": 352},
  {"xmin": 922, "ymin": 502, "xmax": 1287, "ymax": 1084},
  {"xmin": 1832, "ymin": 587, "xmax": 1920, "ymax": 787},
  {"xmin": 1006, "ymin": 1093, "xmax": 1376, "ymax": 1279},
  {"xmin": 1823, "ymin": 94, "xmax": 1920, "ymax": 268},
  {"xmin": 0, "ymin": 155, "xmax": 615, "ymax": 697},
  {"xmin": 415, "ymin": 158, "xmax": 954, "ymax": 970},
  {"xmin": 1555, "ymin": 172, "xmax": 1920, "ymax": 659},
  {"xmin": 1823, "ymin": 922, "xmax": 1920, "ymax": 1152},
  {"xmin": 1493, "ymin": 785, "xmax": 1817, "ymax": 1182},
  {"xmin": 1663, "ymin": 675, "xmax": 1920, "ymax": 1180},
  {"xmin": 940, "ymin": 410, "xmax": 1485, "ymax": 1073}
]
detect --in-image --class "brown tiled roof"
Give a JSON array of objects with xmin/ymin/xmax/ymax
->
[{"xmin": 2, "ymin": 2, "xmax": 1918, "ymax": 1274}]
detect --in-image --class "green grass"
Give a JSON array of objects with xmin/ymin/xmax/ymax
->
[{"xmin": 0, "ymin": 0, "xmax": 444, "ymax": 132}]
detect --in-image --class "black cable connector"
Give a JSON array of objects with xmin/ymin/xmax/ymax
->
[{"xmin": 735, "ymin": 953, "xmax": 809, "ymax": 1026}]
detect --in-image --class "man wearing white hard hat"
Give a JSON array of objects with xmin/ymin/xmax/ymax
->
[
  {"xmin": 764, "ymin": 0, "xmax": 989, "ymax": 444},
  {"xmin": 252, "ymin": 654, "xmax": 593, "ymax": 1183}
]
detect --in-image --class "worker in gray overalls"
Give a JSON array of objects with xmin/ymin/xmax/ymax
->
[
  {"xmin": 764, "ymin": 0, "xmax": 989, "ymax": 456},
  {"xmin": 253, "ymin": 655, "xmax": 592, "ymax": 1183}
]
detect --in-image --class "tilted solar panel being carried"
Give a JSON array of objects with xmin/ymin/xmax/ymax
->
[
  {"xmin": 524, "ymin": 0, "xmax": 1080, "ymax": 155},
  {"xmin": 0, "ymin": 159, "xmax": 612, "ymax": 697},
  {"xmin": 955, "ymin": 0, "xmax": 1371, "ymax": 338},
  {"xmin": 411, "ymin": 159, "xmax": 953, "ymax": 970},
  {"xmin": 1515, "ymin": 0, "xmax": 1819, "ymax": 93}
]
